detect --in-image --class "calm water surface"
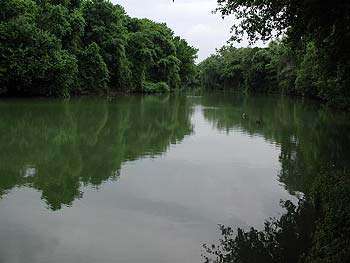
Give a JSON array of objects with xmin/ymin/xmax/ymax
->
[{"xmin": 0, "ymin": 93, "xmax": 349, "ymax": 263}]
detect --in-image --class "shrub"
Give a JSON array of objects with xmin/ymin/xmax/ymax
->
[{"xmin": 143, "ymin": 81, "xmax": 170, "ymax": 94}]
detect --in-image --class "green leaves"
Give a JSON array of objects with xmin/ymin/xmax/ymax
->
[
  {"xmin": 215, "ymin": 0, "xmax": 350, "ymax": 107},
  {"xmin": 77, "ymin": 42, "xmax": 109, "ymax": 93},
  {"xmin": 199, "ymin": 46, "xmax": 276, "ymax": 91},
  {"xmin": 0, "ymin": 0, "xmax": 198, "ymax": 97},
  {"xmin": 125, "ymin": 18, "xmax": 196, "ymax": 92},
  {"xmin": 0, "ymin": 0, "xmax": 38, "ymax": 21},
  {"xmin": 0, "ymin": 12, "xmax": 77, "ymax": 96}
]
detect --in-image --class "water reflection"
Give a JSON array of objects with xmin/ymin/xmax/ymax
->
[
  {"xmin": 0, "ymin": 95, "xmax": 193, "ymax": 210},
  {"xmin": 199, "ymin": 92, "xmax": 350, "ymax": 263},
  {"xmin": 200, "ymin": 92, "xmax": 350, "ymax": 195},
  {"xmin": 1, "ymin": 93, "xmax": 349, "ymax": 210},
  {"xmin": 0, "ymin": 92, "xmax": 349, "ymax": 263}
]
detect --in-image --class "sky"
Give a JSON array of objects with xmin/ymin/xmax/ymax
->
[{"xmin": 114, "ymin": 0, "xmax": 258, "ymax": 62}]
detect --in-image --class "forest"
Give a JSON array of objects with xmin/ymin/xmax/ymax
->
[
  {"xmin": 201, "ymin": 1, "xmax": 350, "ymax": 262},
  {"xmin": 2, "ymin": 0, "xmax": 350, "ymax": 107},
  {"xmin": 200, "ymin": 0, "xmax": 350, "ymax": 108},
  {"xmin": 0, "ymin": 0, "xmax": 350, "ymax": 262},
  {"xmin": 0, "ymin": 0, "xmax": 198, "ymax": 97}
]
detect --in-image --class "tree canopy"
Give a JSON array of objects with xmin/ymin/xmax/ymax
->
[
  {"xmin": 216, "ymin": 0, "xmax": 350, "ymax": 50},
  {"xmin": 198, "ymin": 0, "xmax": 350, "ymax": 107},
  {"xmin": 0, "ymin": 0, "xmax": 198, "ymax": 97}
]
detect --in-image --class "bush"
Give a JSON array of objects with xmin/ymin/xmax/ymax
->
[
  {"xmin": 0, "ymin": 0, "xmax": 198, "ymax": 97},
  {"xmin": 77, "ymin": 42, "xmax": 109, "ymax": 93},
  {"xmin": 0, "ymin": 15, "xmax": 78, "ymax": 97},
  {"xmin": 143, "ymin": 81, "xmax": 170, "ymax": 94}
]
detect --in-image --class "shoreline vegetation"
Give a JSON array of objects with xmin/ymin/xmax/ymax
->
[
  {"xmin": 198, "ymin": 40, "xmax": 350, "ymax": 109},
  {"xmin": 1, "ymin": 0, "xmax": 350, "ymax": 263},
  {"xmin": 200, "ymin": 1, "xmax": 350, "ymax": 262},
  {"xmin": 198, "ymin": 1, "xmax": 350, "ymax": 109},
  {"xmin": 1, "ymin": 0, "xmax": 349, "ymax": 110},
  {"xmin": 0, "ymin": 0, "xmax": 198, "ymax": 97}
]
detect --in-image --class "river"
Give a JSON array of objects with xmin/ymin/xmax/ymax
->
[{"xmin": 0, "ymin": 92, "xmax": 349, "ymax": 263}]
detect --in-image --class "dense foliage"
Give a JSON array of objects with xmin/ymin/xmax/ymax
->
[
  {"xmin": 199, "ymin": 0, "xmax": 350, "ymax": 108},
  {"xmin": 199, "ymin": 6, "xmax": 350, "ymax": 260},
  {"xmin": 200, "ymin": 40, "xmax": 350, "ymax": 107},
  {"xmin": 199, "ymin": 41, "xmax": 296, "ymax": 94},
  {"xmin": 0, "ymin": 0, "xmax": 198, "ymax": 97}
]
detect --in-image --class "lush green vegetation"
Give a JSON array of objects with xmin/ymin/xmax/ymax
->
[
  {"xmin": 199, "ymin": 0, "xmax": 350, "ymax": 108},
  {"xmin": 199, "ymin": 5, "xmax": 350, "ymax": 257},
  {"xmin": 199, "ymin": 42, "xmax": 292, "ymax": 93},
  {"xmin": 0, "ymin": 0, "xmax": 198, "ymax": 97},
  {"xmin": 1, "ymin": 0, "xmax": 349, "ymax": 261}
]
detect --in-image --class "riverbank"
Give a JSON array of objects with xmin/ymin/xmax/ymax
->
[
  {"xmin": 199, "ymin": 42, "xmax": 350, "ymax": 109},
  {"xmin": 0, "ymin": 0, "xmax": 197, "ymax": 98}
]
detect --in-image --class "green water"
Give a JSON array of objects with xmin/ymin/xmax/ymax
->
[{"xmin": 0, "ymin": 93, "xmax": 349, "ymax": 263}]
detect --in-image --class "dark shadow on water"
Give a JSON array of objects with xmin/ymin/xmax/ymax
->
[
  {"xmin": 0, "ymin": 94, "xmax": 193, "ymax": 210},
  {"xmin": 202, "ymin": 167, "xmax": 350, "ymax": 262},
  {"xmin": 199, "ymin": 92, "xmax": 350, "ymax": 263},
  {"xmin": 0, "ymin": 92, "xmax": 349, "ymax": 262},
  {"xmin": 203, "ymin": 199, "xmax": 317, "ymax": 263},
  {"xmin": 199, "ymin": 92, "xmax": 350, "ymax": 195}
]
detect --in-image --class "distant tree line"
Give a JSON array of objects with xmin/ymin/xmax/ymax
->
[
  {"xmin": 199, "ymin": 0, "xmax": 350, "ymax": 108},
  {"xmin": 0, "ymin": 0, "xmax": 198, "ymax": 97}
]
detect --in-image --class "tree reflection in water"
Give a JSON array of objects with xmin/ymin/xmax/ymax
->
[
  {"xmin": 0, "ymin": 92, "xmax": 349, "ymax": 262},
  {"xmin": 200, "ymin": 93, "xmax": 350, "ymax": 263},
  {"xmin": 0, "ymin": 95, "xmax": 193, "ymax": 210}
]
